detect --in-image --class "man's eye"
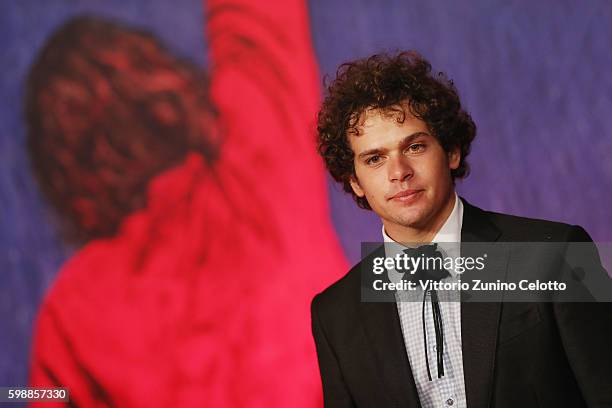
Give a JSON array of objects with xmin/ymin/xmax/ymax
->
[
  {"xmin": 407, "ymin": 143, "xmax": 426, "ymax": 153},
  {"xmin": 366, "ymin": 155, "xmax": 382, "ymax": 165}
]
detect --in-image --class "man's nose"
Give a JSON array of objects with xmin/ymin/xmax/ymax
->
[{"xmin": 388, "ymin": 154, "xmax": 413, "ymax": 182}]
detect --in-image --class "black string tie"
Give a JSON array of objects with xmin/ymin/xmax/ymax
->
[{"xmin": 401, "ymin": 243, "xmax": 451, "ymax": 381}]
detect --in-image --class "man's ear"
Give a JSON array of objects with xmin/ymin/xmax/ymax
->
[
  {"xmin": 349, "ymin": 175, "xmax": 365, "ymax": 198},
  {"xmin": 448, "ymin": 146, "xmax": 461, "ymax": 170}
]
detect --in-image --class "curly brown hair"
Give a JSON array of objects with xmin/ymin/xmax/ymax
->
[
  {"xmin": 25, "ymin": 16, "xmax": 218, "ymax": 243},
  {"xmin": 317, "ymin": 51, "xmax": 476, "ymax": 210}
]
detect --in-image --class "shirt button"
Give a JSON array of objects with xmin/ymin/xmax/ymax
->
[{"xmin": 446, "ymin": 398, "xmax": 454, "ymax": 406}]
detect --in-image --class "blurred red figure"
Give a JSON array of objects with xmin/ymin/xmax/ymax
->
[{"xmin": 27, "ymin": 0, "xmax": 347, "ymax": 406}]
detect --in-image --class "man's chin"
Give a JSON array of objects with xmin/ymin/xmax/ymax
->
[{"xmin": 390, "ymin": 212, "xmax": 429, "ymax": 231}]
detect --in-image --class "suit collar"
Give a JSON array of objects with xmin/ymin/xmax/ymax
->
[
  {"xmin": 459, "ymin": 197, "xmax": 504, "ymax": 408},
  {"xmin": 460, "ymin": 197, "xmax": 501, "ymax": 243}
]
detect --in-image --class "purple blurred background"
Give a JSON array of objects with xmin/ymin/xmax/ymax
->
[{"xmin": 1, "ymin": 0, "xmax": 611, "ymax": 387}]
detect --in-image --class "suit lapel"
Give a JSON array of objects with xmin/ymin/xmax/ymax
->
[
  {"xmin": 360, "ymin": 301, "xmax": 423, "ymax": 407},
  {"xmin": 460, "ymin": 198, "xmax": 503, "ymax": 408},
  {"xmin": 358, "ymin": 246, "xmax": 422, "ymax": 408}
]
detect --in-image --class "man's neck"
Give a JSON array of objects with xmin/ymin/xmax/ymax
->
[{"xmin": 384, "ymin": 192, "xmax": 457, "ymax": 244}]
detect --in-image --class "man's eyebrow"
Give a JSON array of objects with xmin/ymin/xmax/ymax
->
[
  {"xmin": 357, "ymin": 147, "xmax": 386, "ymax": 159},
  {"xmin": 357, "ymin": 132, "xmax": 430, "ymax": 159}
]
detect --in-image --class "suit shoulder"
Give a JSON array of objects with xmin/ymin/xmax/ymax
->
[
  {"xmin": 313, "ymin": 261, "xmax": 361, "ymax": 312},
  {"xmin": 484, "ymin": 210, "xmax": 587, "ymax": 241}
]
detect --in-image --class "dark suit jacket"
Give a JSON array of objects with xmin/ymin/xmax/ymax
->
[{"xmin": 311, "ymin": 198, "xmax": 612, "ymax": 408}]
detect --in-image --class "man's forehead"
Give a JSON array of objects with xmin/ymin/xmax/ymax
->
[
  {"xmin": 357, "ymin": 105, "xmax": 409, "ymax": 127},
  {"xmin": 349, "ymin": 105, "xmax": 426, "ymax": 138}
]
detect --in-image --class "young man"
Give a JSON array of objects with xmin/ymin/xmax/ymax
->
[{"xmin": 312, "ymin": 52, "xmax": 612, "ymax": 407}]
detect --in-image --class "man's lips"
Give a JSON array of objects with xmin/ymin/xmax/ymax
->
[{"xmin": 388, "ymin": 189, "xmax": 423, "ymax": 201}]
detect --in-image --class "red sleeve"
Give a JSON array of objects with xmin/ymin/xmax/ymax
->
[
  {"xmin": 205, "ymin": 0, "xmax": 326, "ymax": 204},
  {"xmin": 206, "ymin": 0, "xmax": 321, "ymax": 139}
]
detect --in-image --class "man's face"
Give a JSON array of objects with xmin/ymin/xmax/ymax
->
[{"xmin": 349, "ymin": 107, "xmax": 460, "ymax": 240}]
